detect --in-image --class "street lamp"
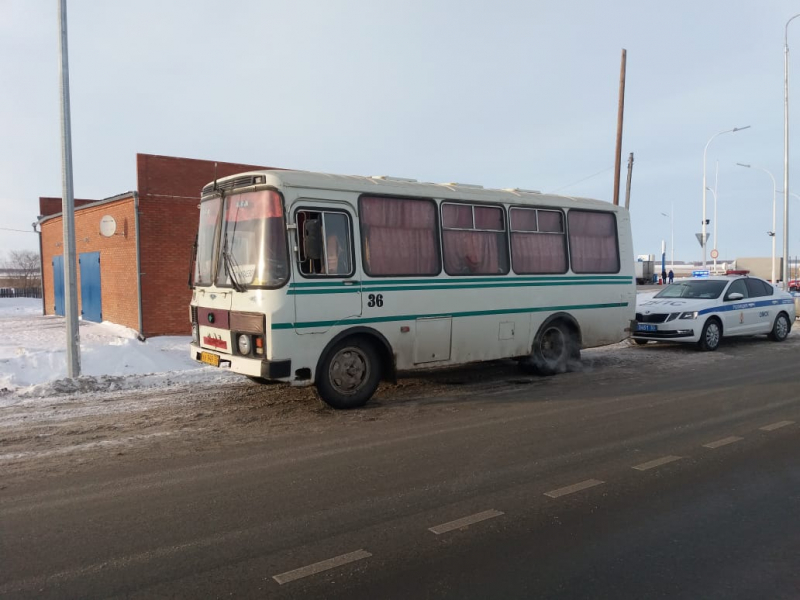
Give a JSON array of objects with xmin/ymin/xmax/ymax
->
[
  {"xmin": 703, "ymin": 126, "xmax": 750, "ymax": 268},
  {"xmin": 784, "ymin": 14, "xmax": 800, "ymax": 287},
  {"xmin": 737, "ymin": 163, "xmax": 777, "ymax": 283},
  {"xmin": 705, "ymin": 187, "xmax": 718, "ymax": 272}
]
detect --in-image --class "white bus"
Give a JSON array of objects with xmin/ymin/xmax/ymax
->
[{"xmin": 189, "ymin": 170, "xmax": 635, "ymax": 408}]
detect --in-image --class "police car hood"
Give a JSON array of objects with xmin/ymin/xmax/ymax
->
[{"xmin": 636, "ymin": 297, "xmax": 716, "ymax": 312}]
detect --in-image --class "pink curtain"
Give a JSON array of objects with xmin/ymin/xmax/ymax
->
[
  {"xmin": 568, "ymin": 211, "xmax": 619, "ymax": 273},
  {"xmin": 511, "ymin": 233, "xmax": 567, "ymax": 274},
  {"xmin": 361, "ymin": 196, "xmax": 438, "ymax": 275},
  {"xmin": 443, "ymin": 231, "xmax": 507, "ymax": 274}
]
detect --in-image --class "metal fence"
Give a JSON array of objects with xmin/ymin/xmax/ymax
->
[{"xmin": 0, "ymin": 287, "xmax": 42, "ymax": 299}]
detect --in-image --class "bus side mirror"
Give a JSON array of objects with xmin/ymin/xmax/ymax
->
[{"xmin": 303, "ymin": 219, "xmax": 323, "ymax": 261}]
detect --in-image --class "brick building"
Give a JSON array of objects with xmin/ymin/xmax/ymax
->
[{"xmin": 38, "ymin": 153, "xmax": 273, "ymax": 337}]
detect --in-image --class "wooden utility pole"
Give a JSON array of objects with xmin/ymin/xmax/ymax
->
[
  {"xmin": 613, "ymin": 49, "xmax": 627, "ymax": 206},
  {"xmin": 624, "ymin": 152, "xmax": 634, "ymax": 209}
]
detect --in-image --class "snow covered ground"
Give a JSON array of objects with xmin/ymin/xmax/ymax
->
[{"xmin": 0, "ymin": 298, "xmax": 237, "ymax": 404}]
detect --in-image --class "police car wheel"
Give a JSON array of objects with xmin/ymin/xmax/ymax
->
[
  {"xmin": 768, "ymin": 313, "xmax": 790, "ymax": 342},
  {"xmin": 631, "ymin": 338, "xmax": 649, "ymax": 346},
  {"xmin": 698, "ymin": 319, "xmax": 721, "ymax": 351}
]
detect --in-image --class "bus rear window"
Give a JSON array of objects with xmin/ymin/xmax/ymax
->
[{"xmin": 568, "ymin": 210, "xmax": 620, "ymax": 274}]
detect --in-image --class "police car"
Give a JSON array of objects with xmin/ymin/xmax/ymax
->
[{"xmin": 632, "ymin": 275, "xmax": 796, "ymax": 351}]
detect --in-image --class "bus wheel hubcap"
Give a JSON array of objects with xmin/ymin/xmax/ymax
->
[
  {"xmin": 330, "ymin": 348, "xmax": 369, "ymax": 394},
  {"xmin": 541, "ymin": 327, "xmax": 566, "ymax": 363}
]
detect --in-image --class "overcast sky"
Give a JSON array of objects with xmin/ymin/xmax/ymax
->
[{"xmin": 2, "ymin": 0, "xmax": 800, "ymax": 265}]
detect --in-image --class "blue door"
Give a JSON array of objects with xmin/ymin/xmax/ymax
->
[
  {"xmin": 52, "ymin": 255, "xmax": 65, "ymax": 316},
  {"xmin": 79, "ymin": 252, "xmax": 102, "ymax": 322}
]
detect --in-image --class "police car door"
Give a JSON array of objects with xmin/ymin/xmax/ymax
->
[
  {"xmin": 745, "ymin": 278, "xmax": 773, "ymax": 334},
  {"xmin": 722, "ymin": 278, "xmax": 749, "ymax": 336}
]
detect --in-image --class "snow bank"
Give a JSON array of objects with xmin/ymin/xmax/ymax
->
[{"xmin": 0, "ymin": 298, "xmax": 238, "ymax": 402}]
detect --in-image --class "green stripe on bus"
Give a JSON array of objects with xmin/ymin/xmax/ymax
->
[
  {"xmin": 287, "ymin": 279, "xmax": 632, "ymax": 295},
  {"xmin": 288, "ymin": 275, "xmax": 632, "ymax": 288},
  {"xmin": 271, "ymin": 302, "xmax": 629, "ymax": 330}
]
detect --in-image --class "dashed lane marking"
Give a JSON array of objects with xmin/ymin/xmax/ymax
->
[
  {"xmin": 544, "ymin": 479, "xmax": 604, "ymax": 499},
  {"xmin": 703, "ymin": 436, "xmax": 744, "ymax": 449},
  {"xmin": 632, "ymin": 455, "xmax": 684, "ymax": 471},
  {"xmin": 428, "ymin": 509, "xmax": 504, "ymax": 535},
  {"xmin": 759, "ymin": 421, "xmax": 794, "ymax": 431},
  {"xmin": 272, "ymin": 549, "xmax": 372, "ymax": 585}
]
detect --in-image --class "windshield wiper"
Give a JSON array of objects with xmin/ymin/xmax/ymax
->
[{"xmin": 222, "ymin": 233, "xmax": 247, "ymax": 293}]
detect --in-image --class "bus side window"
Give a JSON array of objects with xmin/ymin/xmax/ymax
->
[{"xmin": 297, "ymin": 209, "xmax": 353, "ymax": 277}]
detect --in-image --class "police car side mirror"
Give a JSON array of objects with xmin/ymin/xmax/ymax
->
[{"xmin": 726, "ymin": 292, "xmax": 744, "ymax": 301}]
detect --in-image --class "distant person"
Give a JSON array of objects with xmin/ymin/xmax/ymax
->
[
  {"xmin": 661, "ymin": 269, "xmax": 667, "ymax": 285},
  {"xmin": 668, "ymin": 269, "xmax": 674, "ymax": 284}
]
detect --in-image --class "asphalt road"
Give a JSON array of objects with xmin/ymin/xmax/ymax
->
[{"xmin": 2, "ymin": 336, "xmax": 799, "ymax": 599}]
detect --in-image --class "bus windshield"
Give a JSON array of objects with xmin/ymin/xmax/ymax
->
[{"xmin": 214, "ymin": 190, "xmax": 289, "ymax": 289}]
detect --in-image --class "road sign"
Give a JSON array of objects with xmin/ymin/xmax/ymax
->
[
  {"xmin": 710, "ymin": 249, "xmax": 719, "ymax": 259},
  {"xmin": 695, "ymin": 233, "xmax": 710, "ymax": 247}
]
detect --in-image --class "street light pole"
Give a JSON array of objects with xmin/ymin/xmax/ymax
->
[
  {"xmin": 705, "ymin": 187, "xmax": 718, "ymax": 272},
  {"xmin": 58, "ymin": 0, "xmax": 81, "ymax": 377},
  {"xmin": 737, "ymin": 163, "xmax": 777, "ymax": 282},
  {"xmin": 784, "ymin": 14, "xmax": 800, "ymax": 287},
  {"xmin": 703, "ymin": 126, "xmax": 750, "ymax": 268}
]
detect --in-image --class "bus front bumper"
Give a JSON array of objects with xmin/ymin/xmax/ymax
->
[{"xmin": 190, "ymin": 344, "xmax": 292, "ymax": 380}]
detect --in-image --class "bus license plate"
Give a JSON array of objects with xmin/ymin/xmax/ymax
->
[
  {"xmin": 636, "ymin": 323, "xmax": 657, "ymax": 332},
  {"xmin": 200, "ymin": 351, "xmax": 220, "ymax": 367}
]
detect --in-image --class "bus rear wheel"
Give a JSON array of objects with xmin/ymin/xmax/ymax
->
[
  {"xmin": 524, "ymin": 321, "xmax": 578, "ymax": 376},
  {"xmin": 317, "ymin": 337, "xmax": 381, "ymax": 409}
]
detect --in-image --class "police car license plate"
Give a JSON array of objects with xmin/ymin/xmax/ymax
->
[
  {"xmin": 200, "ymin": 351, "xmax": 220, "ymax": 367},
  {"xmin": 636, "ymin": 323, "xmax": 657, "ymax": 332}
]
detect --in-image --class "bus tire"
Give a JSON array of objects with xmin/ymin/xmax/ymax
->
[
  {"xmin": 528, "ymin": 321, "xmax": 575, "ymax": 376},
  {"xmin": 316, "ymin": 337, "xmax": 381, "ymax": 409},
  {"xmin": 768, "ymin": 312, "xmax": 791, "ymax": 342}
]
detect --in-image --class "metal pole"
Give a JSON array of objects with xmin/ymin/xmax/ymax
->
[
  {"xmin": 702, "ymin": 126, "xmax": 750, "ymax": 268},
  {"xmin": 713, "ymin": 161, "xmax": 718, "ymax": 273},
  {"xmin": 58, "ymin": 0, "xmax": 81, "ymax": 377},
  {"xmin": 613, "ymin": 49, "xmax": 627, "ymax": 206},
  {"xmin": 737, "ymin": 163, "xmax": 776, "ymax": 282},
  {"xmin": 624, "ymin": 152, "xmax": 634, "ymax": 210},
  {"xmin": 784, "ymin": 15, "xmax": 800, "ymax": 287}
]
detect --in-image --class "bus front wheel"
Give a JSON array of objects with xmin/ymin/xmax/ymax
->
[{"xmin": 317, "ymin": 337, "xmax": 381, "ymax": 409}]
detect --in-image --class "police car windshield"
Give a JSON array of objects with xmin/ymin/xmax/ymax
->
[{"xmin": 654, "ymin": 280, "xmax": 727, "ymax": 299}]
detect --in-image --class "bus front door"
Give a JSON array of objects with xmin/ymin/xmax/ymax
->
[{"xmin": 292, "ymin": 203, "xmax": 362, "ymax": 334}]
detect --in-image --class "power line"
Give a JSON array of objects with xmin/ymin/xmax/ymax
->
[
  {"xmin": 548, "ymin": 166, "xmax": 614, "ymax": 193},
  {"xmin": 0, "ymin": 227, "xmax": 35, "ymax": 233}
]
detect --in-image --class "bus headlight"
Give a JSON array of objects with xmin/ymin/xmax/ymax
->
[
  {"xmin": 237, "ymin": 334, "xmax": 252, "ymax": 356},
  {"xmin": 191, "ymin": 322, "xmax": 199, "ymax": 344}
]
